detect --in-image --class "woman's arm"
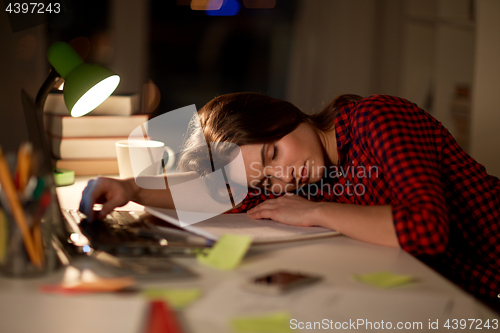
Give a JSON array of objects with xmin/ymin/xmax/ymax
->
[
  {"xmin": 246, "ymin": 194, "xmax": 399, "ymax": 248},
  {"xmin": 359, "ymin": 96, "xmax": 449, "ymax": 256},
  {"xmin": 313, "ymin": 202, "xmax": 398, "ymax": 247},
  {"xmin": 79, "ymin": 172, "xmax": 199, "ymax": 221}
]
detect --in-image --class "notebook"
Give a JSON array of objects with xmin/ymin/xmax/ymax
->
[{"xmin": 145, "ymin": 207, "xmax": 340, "ymax": 244}]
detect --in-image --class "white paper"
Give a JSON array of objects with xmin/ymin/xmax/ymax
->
[
  {"xmin": 146, "ymin": 207, "xmax": 340, "ymax": 243},
  {"xmin": 185, "ymin": 279, "xmax": 458, "ymax": 333}
]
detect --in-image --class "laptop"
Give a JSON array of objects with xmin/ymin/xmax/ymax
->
[{"xmin": 21, "ymin": 89, "xmax": 202, "ymax": 276}]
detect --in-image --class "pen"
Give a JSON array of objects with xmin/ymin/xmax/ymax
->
[
  {"xmin": 22, "ymin": 176, "xmax": 38, "ymax": 200},
  {"xmin": 145, "ymin": 301, "xmax": 185, "ymax": 333},
  {"xmin": 162, "ymin": 300, "xmax": 185, "ymax": 333},
  {"xmin": 0, "ymin": 147, "xmax": 40, "ymax": 267}
]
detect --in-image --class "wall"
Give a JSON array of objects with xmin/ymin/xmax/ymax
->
[
  {"xmin": 470, "ymin": 0, "xmax": 500, "ymax": 177},
  {"xmin": 399, "ymin": 0, "xmax": 475, "ymax": 148},
  {"xmin": 285, "ymin": 0, "xmax": 374, "ymax": 113},
  {"xmin": 286, "ymin": 0, "xmax": 404, "ymax": 114},
  {"xmin": 109, "ymin": 0, "xmax": 149, "ymax": 95},
  {"xmin": 0, "ymin": 11, "xmax": 47, "ymax": 153}
]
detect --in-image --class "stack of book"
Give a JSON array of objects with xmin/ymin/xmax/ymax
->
[{"xmin": 43, "ymin": 92, "xmax": 148, "ymax": 176}]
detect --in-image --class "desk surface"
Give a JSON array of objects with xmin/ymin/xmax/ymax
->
[{"xmin": 0, "ymin": 176, "xmax": 498, "ymax": 333}]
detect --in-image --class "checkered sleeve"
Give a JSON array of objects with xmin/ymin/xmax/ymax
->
[{"xmin": 357, "ymin": 95, "xmax": 450, "ymax": 256}]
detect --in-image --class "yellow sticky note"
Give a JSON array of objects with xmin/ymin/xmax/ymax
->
[
  {"xmin": 197, "ymin": 234, "xmax": 252, "ymax": 270},
  {"xmin": 231, "ymin": 311, "xmax": 293, "ymax": 333},
  {"xmin": 353, "ymin": 271, "xmax": 414, "ymax": 289},
  {"xmin": 142, "ymin": 288, "xmax": 201, "ymax": 309}
]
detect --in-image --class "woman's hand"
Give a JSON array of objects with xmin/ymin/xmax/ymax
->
[
  {"xmin": 79, "ymin": 177, "xmax": 138, "ymax": 221},
  {"xmin": 246, "ymin": 194, "xmax": 319, "ymax": 227}
]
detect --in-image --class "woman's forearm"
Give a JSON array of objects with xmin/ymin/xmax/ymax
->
[
  {"xmin": 129, "ymin": 179, "xmax": 175, "ymax": 208},
  {"xmin": 128, "ymin": 171, "xmax": 200, "ymax": 209},
  {"xmin": 313, "ymin": 202, "xmax": 400, "ymax": 248}
]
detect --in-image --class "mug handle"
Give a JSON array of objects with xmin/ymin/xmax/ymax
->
[{"xmin": 161, "ymin": 146, "xmax": 176, "ymax": 173}]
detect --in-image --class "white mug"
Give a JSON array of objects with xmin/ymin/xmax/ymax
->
[{"xmin": 115, "ymin": 139, "xmax": 176, "ymax": 179}]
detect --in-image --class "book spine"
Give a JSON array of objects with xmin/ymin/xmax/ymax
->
[
  {"xmin": 54, "ymin": 159, "xmax": 119, "ymax": 176},
  {"xmin": 43, "ymin": 93, "xmax": 141, "ymax": 116},
  {"xmin": 44, "ymin": 114, "xmax": 149, "ymax": 138},
  {"xmin": 50, "ymin": 136, "xmax": 134, "ymax": 159}
]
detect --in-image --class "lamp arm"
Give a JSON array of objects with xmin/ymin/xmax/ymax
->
[
  {"xmin": 35, "ymin": 68, "xmax": 60, "ymax": 112},
  {"xmin": 34, "ymin": 68, "xmax": 75, "ymax": 186}
]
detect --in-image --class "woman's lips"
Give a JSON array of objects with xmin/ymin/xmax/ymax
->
[{"xmin": 300, "ymin": 164, "xmax": 308, "ymax": 183}]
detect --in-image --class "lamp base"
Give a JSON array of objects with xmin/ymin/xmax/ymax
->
[{"xmin": 53, "ymin": 168, "xmax": 75, "ymax": 186}]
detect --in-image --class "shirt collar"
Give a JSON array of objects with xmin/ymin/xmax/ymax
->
[{"xmin": 334, "ymin": 100, "xmax": 354, "ymax": 151}]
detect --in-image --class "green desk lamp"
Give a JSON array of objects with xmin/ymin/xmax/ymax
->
[{"xmin": 35, "ymin": 42, "xmax": 120, "ymax": 186}]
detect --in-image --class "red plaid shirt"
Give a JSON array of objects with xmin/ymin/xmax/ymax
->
[{"xmin": 228, "ymin": 95, "xmax": 500, "ymax": 302}]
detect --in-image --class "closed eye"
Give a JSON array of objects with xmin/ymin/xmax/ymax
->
[{"xmin": 271, "ymin": 146, "xmax": 277, "ymax": 160}]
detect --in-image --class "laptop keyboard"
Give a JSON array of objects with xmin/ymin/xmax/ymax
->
[
  {"xmin": 61, "ymin": 209, "xmax": 199, "ymax": 277},
  {"xmin": 62, "ymin": 209, "xmax": 206, "ymax": 256},
  {"xmin": 63, "ymin": 209, "xmax": 162, "ymax": 253},
  {"xmin": 66, "ymin": 209, "xmax": 141, "ymax": 227}
]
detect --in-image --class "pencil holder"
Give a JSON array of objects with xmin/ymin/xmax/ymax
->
[{"xmin": 0, "ymin": 174, "xmax": 59, "ymax": 277}]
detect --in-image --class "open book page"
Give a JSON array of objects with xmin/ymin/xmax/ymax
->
[{"xmin": 145, "ymin": 207, "xmax": 340, "ymax": 244}]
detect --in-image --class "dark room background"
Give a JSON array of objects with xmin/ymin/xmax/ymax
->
[
  {"xmin": 1, "ymin": 0, "xmax": 500, "ymax": 176},
  {"xmin": 44, "ymin": 0, "xmax": 297, "ymax": 117}
]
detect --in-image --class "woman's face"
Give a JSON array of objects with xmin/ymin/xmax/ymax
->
[{"xmin": 240, "ymin": 123, "xmax": 327, "ymax": 193}]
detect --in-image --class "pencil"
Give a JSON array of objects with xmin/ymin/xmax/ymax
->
[
  {"xmin": 32, "ymin": 220, "xmax": 44, "ymax": 265},
  {"xmin": 0, "ymin": 147, "xmax": 41, "ymax": 267},
  {"xmin": 0, "ymin": 208, "xmax": 7, "ymax": 264},
  {"xmin": 32, "ymin": 192, "xmax": 51, "ymax": 265},
  {"xmin": 16, "ymin": 142, "xmax": 33, "ymax": 193}
]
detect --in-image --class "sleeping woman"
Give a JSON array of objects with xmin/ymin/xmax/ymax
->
[{"xmin": 79, "ymin": 92, "xmax": 500, "ymax": 308}]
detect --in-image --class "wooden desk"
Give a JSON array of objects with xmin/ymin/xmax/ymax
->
[{"xmin": 0, "ymin": 176, "xmax": 498, "ymax": 333}]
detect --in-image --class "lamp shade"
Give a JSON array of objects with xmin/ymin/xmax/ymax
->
[{"xmin": 47, "ymin": 42, "xmax": 120, "ymax": 117}]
